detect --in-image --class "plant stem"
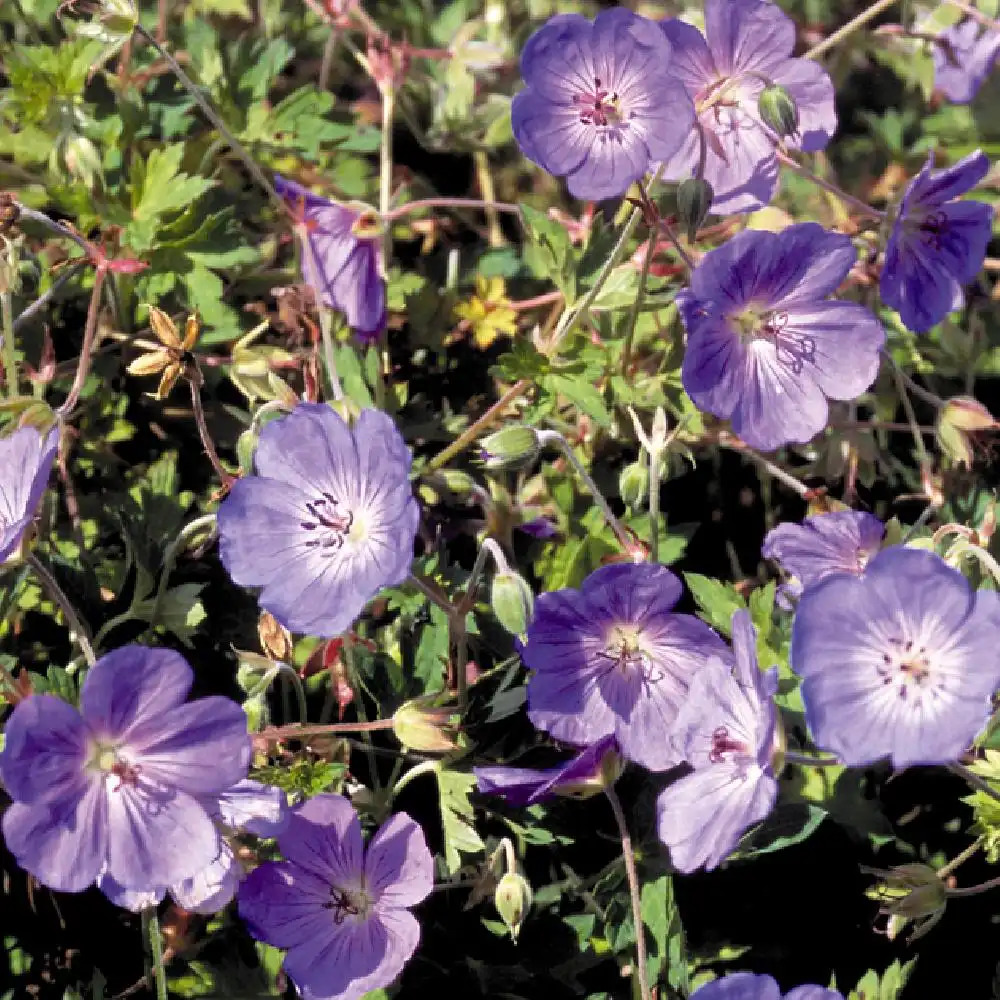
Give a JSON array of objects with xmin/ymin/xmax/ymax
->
[
  {"xmin": 884, "ymin": 352, "xmax": 933, "ymax": 471},
  {"xmin": 380, "ymin": 83, "xmax": 395, "ymax": 266},
  {"xmin": 947, "ymin": 874, "xmax": 1000, "ymax": 898},
  {"xmin": 783, "ymin": 750, "xmax": 841, "ymax": 767},
  {"xmin": 15, "ymin": 204, "xmax": 93, "ymax": 255},
  {"xmin": 407, "ymin": 572, "xmax": 456, "ymax": 615},
  {"xmin": 949, "ymin": 761, "xmax": 1000, "ymax": 805},
  {"xmin": 539, "ymin": 430, "xmax": 631, "ymax": 551},
  {"xmin": 804, "ymin": 0, "xmax": 899, "ymax": 60},
  {"xmin": 145, "ymin": 907, "xmax": 168, "ymax": 1000},
  {"xmin": 944, "ymin": 0, "xmax": 1000, "ymax": 32},
  {"xmin": 937, "ymin": 836, "xmax": 984, "ymax": 878},
  {"xmin": 318, "ymin": 307, "xmax": 345, "ymax": 401},
  {"xmin": 426, "ymin": 379, "xmax": 531, "ymax": 472},
  {"xmin": 133, "ymin": 24, "xmax": 284, "ymax": 213},
  {"xmin": 13, "ymin": 260, "xmax": 87, "ymax": 334},
  {"xmin": 649, "ymin": 451, "xmax": 661, "ymax": 562},
  {"xmin": 188, "ymin": 365, "xmax": 234, "ymax": 486},
  {"xmin": 1, "ymin": 291, "xmax": 16, "ymax": 397},
  {"xmin": 57, "ymin": 264, "xmax": 106, "ymax": 419},
  {"xmin": 621, "ymin": 235, "xmax": 657, "ymax": 376},
  {"xmin": 259, "ymin": 718, "xmax": 396, "ymax": 741},
  {"xmin": 605, "ymin": 786, "xmax": 651, "ymax": 1000},
  {"xmin": 775, "ymin": 150, "xmax": 884, "ymax": 219},
  {"xmin": 392, "ymin": 759, "xmax": 440, "ymax": 798},
  {"xmin": 385, "ymin": 197, "xmax": 523, "ymax": 221},
  {"xmin": 144, "ymin": 514, "xmax": 217, "ymax": 638},
  {"xmin": 717, "ymin": 434, "xmax": 812, "ymax": 499},
  {"xmin": 26, "ymin": 552, "xmax": 96, "ymax": 666}
]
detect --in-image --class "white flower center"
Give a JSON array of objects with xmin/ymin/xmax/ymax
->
[
  {"xmin": 324, "ymin": 880, "xmax": 374, "ymax": 925},
  {"xmin": 877, "ymin": 634, "xmax": 935, "ymax": 700},
  {"xmin": 300, "ymin": 493, "xmax": 355, "ymax": 552},
  {"xmin": 598, "ymin": 624, "xmax": 662, "ymax": 681},
  {"xmin": 573, "ymin": 76, "xmax": 628, "ymax": 130}
]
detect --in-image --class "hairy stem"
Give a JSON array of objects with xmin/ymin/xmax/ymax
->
[
  {"xmin": 259, "ymin": 718, "xmax": 396, "ymax": 741},
  {"xmin": 775, "ymin": 150, "xmax": 884, "ymax": 219},
  {"xmin": 621, "ymin": 234, "xmax": 658, "ymax": 376},
  {"xmin": 145, "ymin": 908, "xmax": 169, "ymax": 1000},
  {"xmin": 188, "ymin": 365, "xmax": 234, "ymax": 486},
  {"xmin": 804, "ymin": 0, "xmax": 899, "ymax": 60},
  {"xmin": 57, "ymin": 264, "xmax": 106, "ymax": 419},
  {"xmin": 1, "ymin": 291, "xmax": 16, "ymax": 397},
  {"xmin": 605, "ymin": 786, "xmax": 651, "ymax": 1000},
  {"xmin": 13, "ymin": 260, "xmax": 87, "ymax": 334}
]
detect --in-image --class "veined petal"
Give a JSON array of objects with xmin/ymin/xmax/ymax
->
[
  {"xmin": 364, "ymin": 812, "xmax": 434, "ymax": 909},
  {"xmin": 238, "ymin": 860, "xmax": 335, "ymax": 949},
  {"xmin": 518, "ymin": 13, "xmax": 596, "ymax": 101},
  {"xmin": 705, "ymin": 0, "xmax": 794, "ymax": 77},
  {"xmin": 278, "ymin": 794, "xmax": 365, "ymax": 885}
]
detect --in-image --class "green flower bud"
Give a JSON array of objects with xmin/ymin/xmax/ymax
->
[
  {"xmin": 393, "ymin": 696, "xmax": 460, "ymax": 753},
  {"xmin": 494, "ymin": 872, "xmax": 532, "ymax": 941},
  {"xmin": 863, "ymin": 863, "xmax": 947, "ymax": 942},
  {"xmin": 675, "ymin": 177, "xmax": 714, "ymax": 242},
  {"xmin": 236, "ymin": 429, "xmax": 258, "ymax": 475},
  {"xmin": 936, "ymin": 397, "xmax": 997, "ymax": 469},
  {"xmin": 437, "ymin": 469, "xmax": 478, "ymax": 497},
  {"xmin": 491, "ymin": 571, "xmax": 534, "ymax": 635},
  {"xmin": 758, "ymin": 83, "xmax": 799, "ymax": 139},
  {"xmin": 479, "ymin": 425, "xmax": 541, "ymax": 471},
  {"xmin": 618, "ymin": 460, "xmax": 649, "ymax": 508}
]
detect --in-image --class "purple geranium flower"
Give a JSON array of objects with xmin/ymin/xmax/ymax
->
[
  {"xmin": 218, "ymin": 403, "xmax": 420, "ymax": 638},
  {"xmin": 0, "ymin": 424, "xmax": 58, "ymax": 563},
  {"xmin": 474, "ymin": 734, "xmax": 620, "ymax": 806},
  {"xmin": 880, "ymin": 150, "xmax": 993, "ymax": 333},
  {"xmin": 523, "ymin": 563, "xmax": 729, "ymax": 771},
  {"xmin": 275, "ymin": 175, "xmax": 386, "ymax": 343},
  {"xmin": 0, "ymin": 645, "xmax": 250, "ymax": 894},
  {"xmin": 658, "ymin": 0, "xmax": 837, "ymax": 213},
  {"xmin": 678, "ymin": 223, "xmax": 885, "ymax": 452},
  {"xmin": 98, "ymin": 779, "xmax": 289, "ymax": 913},
  {"xmin": 933, "ymin": 20, "xmax": 1000, "ymax": 104},
  {"xmin": 791, "ymin": 546, "xmax": 1000, "ymax": 768},
  {"xmin": 512, "ymin": 8, "xmax": 694, "ymax": 201},
  {"xmin": 656, "ymin": 610, "xmax": 778, "ymax": 873},
  {"xmin": 762, "ymin": 509, "xmax": 884, "ymax": 603},
  {"xmin": 238, "ymin": 793, "xmax": 433, "ymax": 1000},
  {"xmin": 691, "ymin": 973, "xmax": 842, "ymax": 1000}
]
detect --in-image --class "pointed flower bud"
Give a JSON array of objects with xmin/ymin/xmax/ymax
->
[
  {"xmin": 758, "ymin": 83, "xmax": 799, "ymax": 139},
  {"xmin": 619, "ymin": 460, "xmax": 649, "ymax": 508},
  {"xmin": 393, "ymin": 696, "xmax": 460, "ymax": 753},
  {"xmin": 479, "ymin": 425, "xmax": 541, "ymax": 471},
  {"xmin": 494, "ymin": 872, "xmax": 533, "ymax": 941},
  {"xmin": 491, "ymin": 571, "xmax": 534, "ymax": 636},
  {"xmin": 676, "ymin": 177, "xmax": 714, "ymax": 242},
  {"xmin": 936, "ymin": 396, "xmax": 998, "ymax": 468}
]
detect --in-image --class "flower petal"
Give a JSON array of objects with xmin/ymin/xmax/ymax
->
[
  {"xmin": 171, "ymin": 841, "xmax": 242, "ymax": 914},
  {"xmin": 705, "ymin": 0, "xmax": 794, "ymax": 77},
  {"xmin": 238, "ymin": 860, "xmax": 335, "ymax": 949},
  {"xmin": 211, "ymin": 779, "xmax": 289, "ymax": 837},
  {"xmin": 364, "ymin": 812, "xmax": 434, "ymax": 909},
  {"xmin": 278, "ymin": 793, "xmax": 365, "ymax": 886}
]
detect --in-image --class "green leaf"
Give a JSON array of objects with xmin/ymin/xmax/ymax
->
[
  {"xmin": 640, "ymin": 874, "xmax": 689, "ymax": 995},
  {"xmin": 542, "ymin": 371, "xmax": 612, "ymax": 428},
  {"xmin": 683, "ymin": 573, "xmax": 747, "ymax": 635},
  {"xmin": 44, "ymin": 664, "xmax": 77, "ymax": 704},
  {"xmin": 436, "ymin": 767, "xmax": 485, "ymax": 874},
  {"xmin": 520, "ymin": 204, "xmax": 576, "ymax": 302},
  {"xmin": 847, "ymin": 959, "xmax": 917, "ymax": 1000},
  {"xmin": 131, "ymin": 143, "xmax": 216, "ymax": 222}
]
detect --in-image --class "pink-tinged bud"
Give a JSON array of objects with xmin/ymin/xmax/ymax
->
[
  {"xmin": 393, "ymin": 696, "xmax": 460, "ymax": 753},
  {"xmin": 943, "ymin": 396, "xmax": 998, "ymax": 432}
]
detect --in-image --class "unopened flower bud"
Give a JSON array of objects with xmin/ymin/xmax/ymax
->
[
  {"xmin": 437, "ymin": 469, "xmax": 478, "ymax": 497},
  {"xmin": 480, "ymin": 425, "xmax": 542, "ymax": 471},
  {"xmin": 619, "ymin": 460, "xmax": 649, "ymax": 508},
  {"xmin": 491, "ymin": 571, "xmax": 534, "ymax": 635},
  {"xmin": 494, "ymin": 872, "xmax": 532, "ymax": 941},
  {"xmin": 393, "ymin": 696, "xmax": 460, "ymax": 753},
  {"xmin": 863, "ymin": 863, "xmax": 947, "ymax": 942},
  {"xmin": 236, "ymin": 428, "xmax": 258, "ymax": 474},
  {"xmin": 675, "ymin": 177, "xmax": 714, "ymax": 242},
  {"xmin": 936, "ymin": 397, "xmax": 997, "ymax": 468},
  {"xmin": 758, "ymin": 83, "xmax": 799, "ymax": 139}
]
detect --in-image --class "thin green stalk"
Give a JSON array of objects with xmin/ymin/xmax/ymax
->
[
  {"xmin": 145, "ymin": 514, "xmax": 217, "ymax": 637},
  {"xmin": 318, "ymin": 307, "xmax": 345, "ymax": 401},
  {"xmin": 1, "ymin": 291, "xmax": 16, "ymax": 396},
  {"xmin": 133, "ymin": 24, "xmax": 284, "ymax": 213},
  {"xmin": 937, "ymin": 836, "xmax": 984, "ymax": 879},
  {"xmin": 26, "ymin": 552, "xmax": 96, "ymax": 666},
  {"xmin": 649, "ymin": 451, "xmax": 661, "ymax": 561},
  {"xmin": 260, "ymin": 718, "xmax": 396, "ymax": 741},
  {"xmin": 804, "ymin": 0, "xmax": 899, "ymax": 60},
  {"xmin": 775, "ymin": 150, "xmax": 884, "ymax": 219},
  {"xmin": 145, "ymin": 907, "xmax": 168, "ymax": 1000},
  {"xmin": 380, "ymin": 83, "xmax": 395, "ymax": 265},
  {"xmin": 605, "ymin": 786, "xmax": 651, "ymax": 1000},
  {"xmin": 884, "ymin": 352, "xmax": 933, "ymax": 471},
  {"xmin": 621, "ymin": 233, "xmax": 657, "ymax": 376},
  {"xmin": 392, "ymin": 759, "xmax": 440, "ymax": 798},
  {"xmin": 13, "ymin": 260, "xmax": 87, "ymax": 334},
  {"xmin": 783, "ymin": 750, "xmax": 841, "ymax": 767},
  {"xmin": 538, "ymin": 430, "xmax": 631, "ymax": 551}
]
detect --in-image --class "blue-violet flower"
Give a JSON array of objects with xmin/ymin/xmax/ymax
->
[
  {"xmin": 523, "ymin": 563, "xmax": 729, "ymax": 771},
  {"xmin": 880, "ymin": 150, "xmax": 994, "ymax": 333},
  {"xmin": 0, "ymin": 424, "xmax": 58, "ymax": 563},
  {"xmin": 656, "ymin": 610, "xmax": 778, "ymax": 873},
  {"xmin": 238, "ymin": 793, "xmax": 433, "ymax": 1000},
  {"xmin": 218, "ymin": 403, "xmax": 420, "ymax": 638},
  {"xmin": 933, "ymin": 20, "xmax": 1000, "ymax": 104},
  {"xmin": 791, "ymin": 546, "xmax": 1000, "ymax": 768},
  {"xmin": 512, "ymin": 7, "xmax": 694, "ymax": 201},
  {"xmin": 691, "ymin": 973, "xmax": 842, "ymax": 1000},
  {"xmin": 659, "ymin": 0, "xmax": 837, "ymax": 214},
  {"xmin": 275, "ymin": 175, "xmax": 386, "ymax": 343},
  {"xmin": 0, "ymin": 645, "xmax": 251, "ymax": 894},
  {"xmin": 678, "ymin": 223, "xmax": 885, "ymax": 452}
]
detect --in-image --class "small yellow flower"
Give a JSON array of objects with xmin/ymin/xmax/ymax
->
[
  {"xmin": 453, "ymin": 275, "xmax": 517, "ymax": 349},
  {"xmin": 127, "ymin": 306, "xmax": 199, "ymax": 400}
]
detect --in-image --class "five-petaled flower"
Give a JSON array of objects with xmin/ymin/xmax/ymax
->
[
  {"xmin": 0, "ymin": 423, "xmax": 58, "ymax": 564},
  {"xmin": 691, "ymin": 973, "xmax": 842, "ymax": 1000},
  {"xmin": 678, "ymin": 223, "xmax": 885, "ymax": 452},
  {"xmin": 880, "ymin": 150, "xmax": 994, "ymax": 333},
  {"xmin": 656, "ymin": 610, "xmax": 778, "ymax": 873},
  {"xmin": 791, "ymin": 546, "xmax": 1000, "ymax": 768},
  {"xmin": 762, "ymin": 509, "xmax": 884, "ymax": 604},
  {"xmin": 474, "ymin": 734, "xmax": 621, "ymax": 806},
  {"xmin": 217, "ymin": 403, "xmax": 420, "ymax": 638},
  {"xmin": 523, "ymin": 563, "xmax": 729, "ymax": 771},
  {"xmin": 275, "ymin": 174, "xmax": 386, "ymax": 343},
  {"xmin": 0, "ymin": 645, "xmax": 251, "ymax": 895},
  {"xmin": 932, "ymin": 19, "xmax": 1000, "ymax": 104},
  {"xmin": 238, "ymin": 793, "xmax": 433, "ymax": 1000},
  {"xmin": 658, "ymin": 0, "xmax": 837, "ymax": 214},
  {"xmin": 512, "ymin": 7, "xmax": 694, "ymax": 201}
]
